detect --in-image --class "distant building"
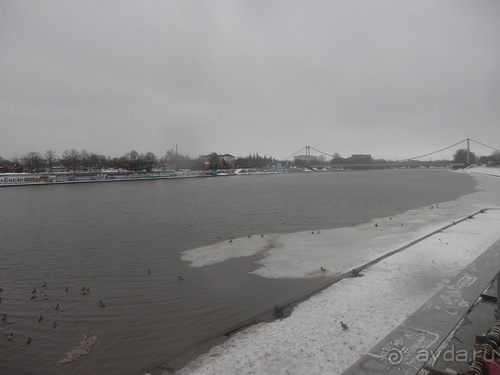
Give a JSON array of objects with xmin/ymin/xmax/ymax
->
[
  {"xmin": 349, "ymin": 154, "xmax": 372, "ymax": 163},
  {"xmin": 219, "ymin": 154, "xmax": 235, "ymax": 167},
  {"xmin": 0, "ymin": 166, "xmax": 18, "ymax": 173},
  {"xmin": 203, "ymin": 153, "xmax": 236, "ymax": 168}
]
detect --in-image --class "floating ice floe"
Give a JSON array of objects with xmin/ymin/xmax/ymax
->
[{"xmin": 58, "ymin": 334, "xmax": 99, "ymax": 364}]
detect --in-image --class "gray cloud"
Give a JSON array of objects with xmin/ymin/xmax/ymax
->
[{"xmin": 1, "ymin": 0, "xmax": 499, "ymax": 161}]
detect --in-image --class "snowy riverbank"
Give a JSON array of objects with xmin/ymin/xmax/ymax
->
[{"xmin": 172, "ymin": 167, "xmax": 500, "ymax": 375}]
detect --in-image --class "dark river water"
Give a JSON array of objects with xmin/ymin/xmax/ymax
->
[{"xmin": 0, "ymin": 169, "xmax": 476, "ymax": 374}]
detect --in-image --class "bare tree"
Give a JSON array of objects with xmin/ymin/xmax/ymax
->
[
  {"xmin": 126, "ymin": 150, "xmax": 140, "ymax": 171},
  {"xmin": 44, "ymin": 150, "xmax": 57, "ymax": 172},
  {"xmin": 88, "ymin": 153, "xmax": 100, "ymax": 171},
  {"xmin": 24, "ymin": 151, "xmax": 42, "ymax": 173},
  {"xmin": 207, "ymin": 152, "xmax": 220, "ymax": 170},
  {"xmin": 143, "ymin": 152, "xmax": 157, "ymax": 171},
  {"xmin": 61, "ymin": 149, "xmax": 80, "ymax": 172},
  {"xmin": 80, "ymin": 149, "xmax": 89, "ymax": 172}
]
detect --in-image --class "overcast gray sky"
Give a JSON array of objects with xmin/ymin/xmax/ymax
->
[{"xmin": 1, "ymin": 0, "xmax": 499, "ymax": 161}]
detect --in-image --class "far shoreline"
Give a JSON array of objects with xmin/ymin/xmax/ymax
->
[{"xmin": 0, "ymin": 166, "xmax": 471, "ymax": 188}]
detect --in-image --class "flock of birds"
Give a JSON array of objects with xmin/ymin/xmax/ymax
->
[
  {"xmin": 1, "ymin": 267, "xmax": 190, "ymax": 359},
  {"xmin": 227, "ymin": 233, "xmax": 266, "ymax": 244},
  {"xmin": 2, "ymin": 227, "xmax": 384, "ymax": 346},
  {"xmin": 0, "ymin": 282, "xmax": 106, "ymax": 345},
  {"xmin": 1, "ymin": 268, "xmax": 189, "ymax": 345}
]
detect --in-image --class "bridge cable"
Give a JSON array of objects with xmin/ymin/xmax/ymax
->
[
  {"xmin": 282, "ymin": 146, "xmax": 307, "ymax": 161},
  {"xmin": 309, "ymin": 146, "xmax": 335, "ymax": 158},
  {"xmin": 401, "ymin": 139, "xmax": 467, "ymax": 161},
  {"xmin": 470, "ymin": 139, "xmax": 500, "ymax": 152}
]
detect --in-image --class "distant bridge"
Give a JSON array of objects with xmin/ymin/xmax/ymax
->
[
  {"xmin": 314, "ymin": 161, "xmax": 466, "ymax": 169},
  {"xmin": 282, "ymin": 138, "xmax": 499, "ymax": 169}
]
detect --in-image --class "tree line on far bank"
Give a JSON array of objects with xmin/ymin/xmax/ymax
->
[
  {"xmin": 0, "ymin": 148, "xmax": 498, "ymax": 174},
  {"xmin": 0, "ymin": 149, "xmax": 280, "ymax": 173}
]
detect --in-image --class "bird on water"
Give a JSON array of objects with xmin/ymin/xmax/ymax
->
[{"xmin": 340, "ymin": 321, "xmax": 349, "ymax": 331}]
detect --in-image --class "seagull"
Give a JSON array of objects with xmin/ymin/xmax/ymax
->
[
  {"xmin": 8, "ymin": 333, "xmax": 14, "ymax": 341},
  {"xmin": 42, "ymin": 282, "xmax": 47, "ymax": 288},
  {"xmin": 55, "ymin": 303, "xmax": 60, "ymax": 310},
  {"xmin": 147, "ymin": 269, "xmax": 151, "ymax": 275},
  {"xmin": 340, "ymin": 321, "xmax": 349, "ymax": 331},
  {"xmin": 26, "ymin": 337, "xmax": 32, "ymax": 345},
  {"xmin": 99, "ymin": 300, "xmax": 106, "ymax": 308}
]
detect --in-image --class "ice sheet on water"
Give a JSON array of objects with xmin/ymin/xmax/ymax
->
[
  {"xmin": 181, "ymin": 198, "xmax": 477, "ymax": 278},
  {"xmin": 58, "ymin": 334, "xmax": 99, "ymax": 364},
  {"xmin": 181, "ymin": 168, "xmax": 500, "ymax": 279},
  {"xmin": 181, "ymin": 234, "xmax": 274, "ymax": 267}
]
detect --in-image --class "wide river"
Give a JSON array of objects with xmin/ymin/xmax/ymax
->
[{"xmin": 0, "ymin": 169, "xmax": 476, "ymax": 375}]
